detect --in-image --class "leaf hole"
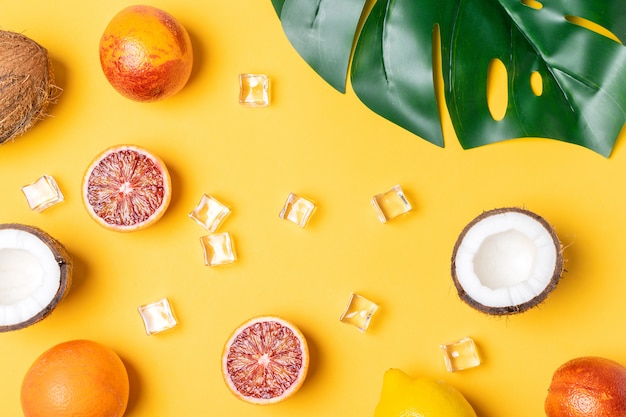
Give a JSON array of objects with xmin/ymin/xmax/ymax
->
[
  {"xmin": 530, "ymin": 71, "xmax": 543, "ymax": 96},
  {"xmin": 565, "ymin": 15, "xmax": 622, "ymax": 44},
  {"xmin": 521, "ymin": 0, "xmax": 543, "ymax": 10},
  {"xmin": 487, "ymin": 58, "xmax": 508, "ymax": 122},
  {"xmin": 432, "ymin": 24, "xmax": 447, "ymax": 132}
]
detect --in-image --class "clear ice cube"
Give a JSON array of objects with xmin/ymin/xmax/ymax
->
[
  {"xmin": 137, "ymin": 297, "xmax": 178, "ymax": 335},
  {"xmin": 189, "ymin": 194, "xmax": 231, "ymax": 232},
  {"xmin": 340, "ymin": 293, "xmax": 379, "ymax": 332},
  {"xmin": 371, "ymin": 185, "xmax": 412, "ymax": 223},
  {"xmin": 239, "ymin": 74, "xmax": 270, "ymax": 107},
  {"xmin": 21, "ymin": 175, "xmax": 65, "ymax": 212},
  {"xmin": 440, "ymin": 337, "xmax": 481, "ymax": 372},
  {"xmin": 200, "ymin": 232, "xmax": 236, "ymax": 266},
  {"xmin": 279, "ymin": 193, "xmax": 316, "ymax": 227}
]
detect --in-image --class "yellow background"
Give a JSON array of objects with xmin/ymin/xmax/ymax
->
[{"xmin": 1, "ymin": 2, "xmax": 625, "ymax": 416}]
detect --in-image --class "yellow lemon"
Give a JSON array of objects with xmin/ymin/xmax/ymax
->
[{"xmin": 374, "ymin": 369, "xmax": 477, "ymax": 417}]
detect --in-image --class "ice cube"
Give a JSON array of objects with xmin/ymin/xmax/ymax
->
[
  {"xmin": 279, "ymin": 193, "xmax": 316, "ymax": 227},
  {"xmin": 340, "ymin": 293, "xmax": 379, "ymax": 332},
  {"xmin": 21, "ymin": 175, "xmax": 64, "ymax": 212},
  {"xmin": 200, "ymin": 232, "xmax": 236, "ymax": 266},
  {"xmin": 239, "ymin": 74, "xmax": 270, "ymax": 107},
  {"xmin": 440, "ymin": 337, "xmax": 481, "ymax": 372},
  {"xmin": 137, "ymin": 298, "xmax": 178, "ymax": 335},
  {"xmin": 189, "ymin": 194, "xmax": 231, "ymax": 232},
  {"xmin": 371, "ymin": 185, "xmax": 412, "ymax": 223}
]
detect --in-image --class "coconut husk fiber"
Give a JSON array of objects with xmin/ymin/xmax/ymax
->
[{"xmin": 0, "ymin": 30, "xmax": 60, "ymax": 144}]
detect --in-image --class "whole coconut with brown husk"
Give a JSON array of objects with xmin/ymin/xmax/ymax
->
[
  {"xmin": 0, "ymin": 30, "xmax": 61, "ymax": 144},
  {"xmin": 451, "ymin": 207, "xmax": 564, "ymax": 315},
  {"xmin": 0, "ymin": 224, "xmax": 72, "ymax": 331}
]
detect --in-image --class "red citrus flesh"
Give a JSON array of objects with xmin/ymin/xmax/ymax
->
[
  {"xmin": 82, "ymin": 145, "xmax": 171, "ymax": 232},
  {"xmin": 222, "ymin": 316, "xmax": 309, "ymax": 405}
]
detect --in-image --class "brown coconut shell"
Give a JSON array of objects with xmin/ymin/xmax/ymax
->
[
  {"xmin": 0, "ymin": 31, "xmax": 60, "ymax": 144},
  {"xmin": 0, "ymin": 224, "xmax": 72, "ymax": 332},
  {"xmin": 451, "ymin": 207, "xmax": 564, "ymax": 315}
]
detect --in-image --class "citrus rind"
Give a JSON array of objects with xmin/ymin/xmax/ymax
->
[
  {"xmin": 374, "ymin": 368, "xmax": 478, "ymax": 417},
  {"xmin": 21, "ymin": 339, "xmax": 129, "ymax": 417},
  {"xmin": 99, "ymin": 5, "xmax": 193, "ymax": 102}
]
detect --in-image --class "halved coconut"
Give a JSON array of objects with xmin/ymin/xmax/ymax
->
[
  {"xmin": 0, "ymin": 224, "xmax": 72, "ymax": 331},
  {"xmin": 451, "ymin": 208, "xmax": 564, "ymax": 315}
]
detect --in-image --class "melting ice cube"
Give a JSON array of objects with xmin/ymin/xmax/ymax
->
[
  {"xmin": 279, "ymin": 193, "xmax": 316, "ymax": 227},
  {"xmin": 189, "ymin": 194, "xmax": 231, "ymax": 232},
  {"xmin": 137, "ymin": 298, "xmax": 178, "ymax": 335},
  {"xmin": 21, "ymin": 175, "xmax": 64, "ymax": 212},
  {"xmin": 239, "ymin": 74, "xmax": 270, "ymax": 107},
  {"xmin": 371, "ymin": 185, "xmax": 412, "ymax": 223},
  {"xmin": 200, "ymin": 232, "xmax": 236, "ymax": 266},
  {"xmin": 440, "ymin": 337, "xmax": 481, "ymax": 372},
  {"xmin": 340, "ymin": 293, "xmax": 379, "ymax": 332}
]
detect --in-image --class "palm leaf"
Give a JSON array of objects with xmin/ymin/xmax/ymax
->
[{"xmin": 272, "ymin": 0, "xmax": 626, "ymax": 157}]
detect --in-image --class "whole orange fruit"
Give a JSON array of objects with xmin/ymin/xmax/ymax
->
[
  {"xmin": 21, "ymin": 339, "xmax": 129, "ymax": 417},
  {"xmin": 545, "ymin": 356, "xmax": 626, "ymax": 417},
  {"xmin": 99, "ymin": 5, "xmax": 193, "ymax": 102}
]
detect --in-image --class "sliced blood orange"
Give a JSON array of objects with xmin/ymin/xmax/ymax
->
[
  {"xmin": 82, "ymin": 145, "xmax": 171, "ymax": 232},
  {"xmin": 222, "ymin": 316, "xmax": 309, "ymax": 405}
]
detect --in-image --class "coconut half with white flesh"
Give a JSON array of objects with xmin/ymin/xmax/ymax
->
[
  {"xmin": 0, "ymin": 224, "xmax": 72, "ymax": 331},
  {"xmin": 451, "ymin": 208, "xmax": 564, "ymax": 315}
]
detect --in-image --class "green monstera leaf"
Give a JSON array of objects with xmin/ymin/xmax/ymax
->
[{"xmin": 272, "ymin": 0, "xmax": 626, "ymax": 157}]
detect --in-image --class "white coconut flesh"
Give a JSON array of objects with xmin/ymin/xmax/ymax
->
[
  {"xmin": 452, "ymin": 208, "xmax": 562, "ymax": 314},
  {"xmin": 0, "ymin": 228, "xmax": 63, "ymax": 327}
]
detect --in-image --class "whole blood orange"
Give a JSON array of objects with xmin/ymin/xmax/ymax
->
[
  {"xmin": 21, "ymin": 339, "xmax": 129, "ymax": 417},
  {"xmin": 99, "ymin": 5, "xmax": 193, "ymax": 102},
  {"xmin": 545, "ymin": 356, "xmax": 626, "ymax": 417},
  {"xmin": 82, "ymin": 144, "xmax": 171, "ymax": 232},
  {"xmin": 222, "ymin": 316, "xmax": 309, "ymax": 404}
]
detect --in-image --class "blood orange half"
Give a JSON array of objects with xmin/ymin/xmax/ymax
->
[
  {"xmin": 82, "ymin": 145, "xmax": 171, "ymax": 232},
  {"xmin": 222, "ymin": 316, "xmax": 309, "ymax": 405}
]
